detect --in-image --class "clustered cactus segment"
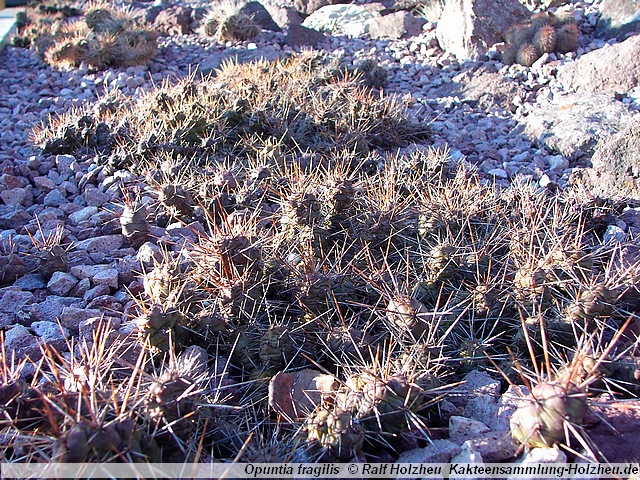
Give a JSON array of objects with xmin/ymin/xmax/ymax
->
[
  {"xmin": 510, "ymin": 380, "xmax": 588, "ymax": 448},
  {"xmin": 502, "ymin": 10, "xmax": 579, "ymax": 66}
]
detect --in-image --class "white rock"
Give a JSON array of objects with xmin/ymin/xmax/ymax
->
[
  {"xmin": 68, "ymin": 206, "xmax": 99, "ymax": 225},
  {"xmin": 604, "ymin": 225, "xmax": 626, "ymax": 244}
]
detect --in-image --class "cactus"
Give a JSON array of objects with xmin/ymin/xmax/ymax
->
[
  {"xmin": 510, "ymin": 380, "xmax": 588, "ymax": 448},
  {"xmin": 386, "ymin": 296, "xmax": 432, "ymax": 340},
  {"xmin": 304, "ymin": 407, "xmax": 364, "ymax": 461},
  {"xmin": 146, "ymin": 346, "xmax": 207, "ymax": 444},
  {"xmin": 502, "ymin": 12, "xmax": 579, "ymax": 66},
  {"xmin": 37, "ymin": 245, "xmax": 68, "ymax": 281}
]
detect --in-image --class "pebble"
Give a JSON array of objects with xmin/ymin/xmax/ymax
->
[{"xmin": 47, "ymin": 271, "xmax": 79, "ymax": 296}]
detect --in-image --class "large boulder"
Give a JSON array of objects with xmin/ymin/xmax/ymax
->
[
  {"xmin": 588, "ymin": 121, "xmax": 640, "ymax": 200},
  {"xmin": 435, "ymin": 0, "xmax": 530, "ymax": 60},
  {"xmin": 596, "ymin": 0, "xmax": 640, "ymax": 40},
  {"xmin": 238, "ymin": 2, "xmax": 282, "ymax": 32},
  {"xmin": 153, "ymin": 6, "xmax": 193, "ymax": 35},
  {"xmin": 556, "ymin": 34, "xmax": 640, "ymax": 96},
  {"xmin": 368, "ymin": 11, "xmax": 427, "ymax": 40},
  {"xmin": 301, "ymin": 4, "xmax": 377, "ymax": 37},
  {"xmin": 523, "ymin": 93, "xmax": 637, "ymax": 160},
  {"xmin": 293, "ymin": 0, "xmax": 346, "ymax": 16}
]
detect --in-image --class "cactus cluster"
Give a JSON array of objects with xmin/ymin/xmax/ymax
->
[
  {"xmin": 4, "ymin": 47, "xmax": 640, "ymax": 466},
  {"xmin": 502, "ymin": 10, "xmax": 580, "ymax": 66},
  {"xmin": 12, "ymin": 1, "xmax": 157, "ymax": 69}
]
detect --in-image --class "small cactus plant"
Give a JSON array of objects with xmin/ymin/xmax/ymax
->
[
  {"xmin": 510, "ymin": 380, "xmax": 588, "ymax": 448},
  {"xmin": 502, "ymin": 10, "xmax": 579, "ymax": 66}
]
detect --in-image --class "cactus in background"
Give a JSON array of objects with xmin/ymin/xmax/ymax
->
[{"xmin": 502, "ymin": 9, "xmax": 579, "ymax": 66}]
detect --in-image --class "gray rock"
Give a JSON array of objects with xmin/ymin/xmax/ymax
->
[
  {"xmin": 493, "ymin": 385, "xmax": 528, "ymax": 433},
  {"xmin": 285, "ymin": 23, "xmax": 326, "ymax": 47},
  {"xmin": 83, "ymin": 284, "xmax": 111, "ymax": 302},
  {"xmin": 451, "ymin": 442, "xmax": 484, "ymax": 466},
  {"xmin": 596, "ymin": 0, "xmax": 640, "ymax": 40},
  {"xmin": 0, "ymin": 289, "xmax": 33, "ymax": 314},
  {"xmin": 0, "ymin": 205, "xmax": 32, "ymax": 229},
  {"xmin": 0, "ymin": 188, "xmax": 28, "ymax": 206},
  {"xmin": 83, "ymin": 187, "xmax": 111, "ymax": 207},
  {"xmin": 92, "ymin": 268, "xmax": 119, "ymax": 289},
  {"xmin": 239, "ymin": 2, "xmax": 281, "ymax": 32},
  {"xmin": 294, "ymin": 0, "xmax": 343, "ymax": 16},
  {"xmin": 74, "ymin": 235, "xmax": 124, "ymax": 254},
  {"xmin": 30, "ymin": 320, "xmax": 70, "ymax": 351},
  {"xmin": 34, "ymin": 176, "xmax": 56, "ymax": 191},
  {"xmin": 264, "ymin": 4, "xmax": 303, "ymax": 30},
  {"xmin": 4, "ymin": 324, "xmax": 41, "ymax": 361},
  {"xmin": 510, "ymin": 446, "xmax": 567, "ymax": 480},
  {"xmin": 68, "ymin": 206, "xmax": 98, "ymax": 225},
  {"xmin": 55, "ymin": 154, "xmax": 76, "ymax": 176},
  {"xmin": 556, "ymin": 35, "xmax": 640, "ymax": 96},
  {"xmin": 302, "ymin": 4, "xmax": 377, "ymax": 37},
  {"xmin": 604, "ymin": 224, "xmax": 626, "ymax": 243},
  {"xmin": 547, "ymin": 155, "xmax": 569, "ymax": 172},
  {"xmin": 59, "ymin": 307, "xmax": 103, "ymax": 331},
  {"xmin": 36, "ymin": 295, "xmax": 77, "ymax": 322},
  {"xmin": 13, "ymin": 273, "xmax": 47, "ymax": 291},
  {"xmin": 436, "ymin": 0, "xmax": 529, "ymax": 60},
  {"xmin": 463, "ymin": 370, "xmax": 501, "ymax": 397},
  {"xmin": 588, "ymin": 120, "xmax": 640, "ymax": 200},
  {"xmin": 523, "ymin": 94, "xmax": 636, "ymax": 159},
  {"xmin": 43, "ymin": 189, "xmax": 68, "ymax": 207},
  {"xmin": 47, "ymin": 271, "xmax": 79, "ymax": 296},
  {"xmin": 464, "ymin": 395, "xmax": 500, "ymax": 426},
  {"xmin": 449, "ymin": 416, "xmax": 491, "ymax": 444},
  {"xmin": 154, "ymin": 5, "xmax": 193, "ymax": 35},
  {"xmin": 368, "ymin": 11, "xmax": 427, "ymax": 40},
  {"xmin": 70, "ymin": 277, "xmax": 91, "ymax": 297},
  {"xmin": 461, "ymin": 431, "xmax": 520, "ymax": 462},
  {"xmin": 70, "ymin": 264, "xmax": 110, "ymax": 279},
  {"xmin": 395, "ymin": 439, "xmax": 461, "ymax": 464},
  {"xmin": 78, "ymin": 316, "xmax": 121, "ymax": 342}
]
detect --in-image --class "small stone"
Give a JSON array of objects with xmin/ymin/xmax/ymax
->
[
  {"xmin": 69, "ymin": 206, "xmax": 98, "ymax": 225},
  {"xmin": 78, "ymin": 316, "xmax": 121, "ymax": 342},
  {"xmin": 70, "ymin": 264, "xmax": 110, "ymax": 279},
  {"xmin": 43, "ymin": 189, "xmax": 68, "ymax": 207},
  {"xmin": 74, "ymin": 235, "xmax": 124, "ymax": 254},
  {"xmin": 461, "ymin": 431, "xmax": 519, "ymax": 462},
  {"xmin": 268, "ymin": 369, "xmax": 337, "ymax": 422},
  {"xmin": 13, "ymin": 274, "xmax": 47, "ymax": 291},
  {"xmin": 396, "ymin": 439, "xmax": 461, "ymax": 464},
  {"xmin": 92, "ymin": 268, "xmax": 119, "ymax": 289},
  {"xmin": 83, "ymin": 187, "xmax": 111, "ymax": 207},
  {"xmin": 463, "ymin": 370, "xmax": 501, "ymax": 397},
  {"xmin": 47, "ymin": 271, "xmax": 79, "ymax": 296},
  {"xmin": 33, "ymin": 176, "xmax": 56, "ymax": 191},
  {"xmin": 55, "ymin": 155, "xmax": 76, "ymax": 176},
  {"xmin": 604, "ymin": 225, "xmax": 626, "ymax": 244},
  {"xmin": 449, "ymin": 416, "xmax": 491, "ymax": 444},
  {"xmin": 0, "ymin": 289, "xmax": 34, "ymax": 314},
  {"xmin": 4, "ymin": 324, "xmax": 40, "ymax": 361},
  {"xmin": 547, "ymin": 154, "xmax": 569, "ymax": 171},
  {"xmin": 83, "ymin": 284, "xmax": 111, "ymax": 302},
  {"xmin": 0, "ymin": 188, "xmax": 28, "ymax": 206},
  {"xmin": 487, "ymin": 168, "xmax": 508, "ymax": 179},
  {"xmin": 451, "ymin": 442, "xmax": 484, "ymax": 464},
  {"xmin": 69, "ymin": 277, "xmax": 91, "ymax": 297},
  {"xmin": 59, "ymin": 307, "xmax": 103, "ymax": 331},
  {"xmin": 30, "ymin": 320, "xmax": 70, "ymax": 351}
]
